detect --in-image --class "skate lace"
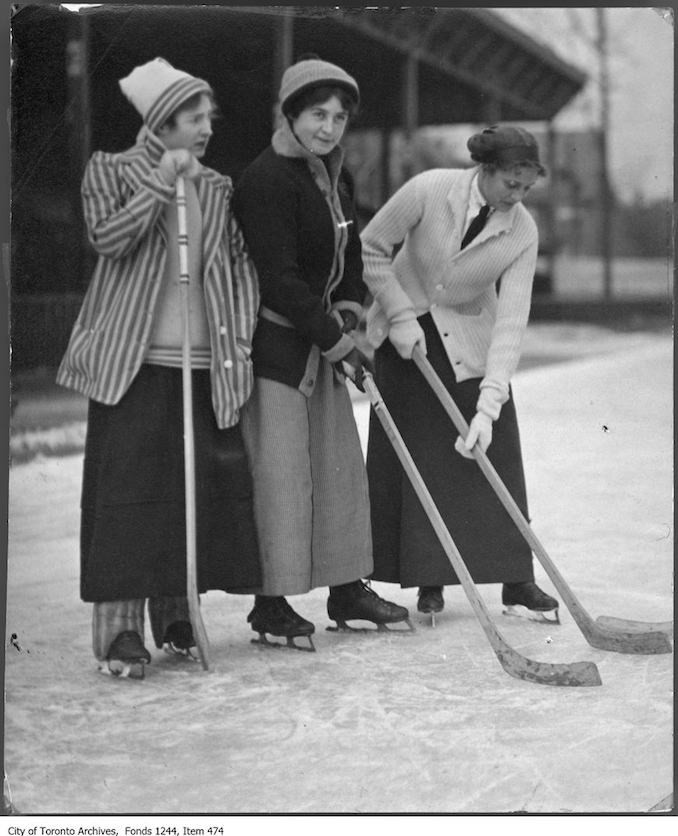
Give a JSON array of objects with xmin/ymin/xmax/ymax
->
[{"xmin": 359, "ymin": 580, "xmax": 378, "ymax": 598}]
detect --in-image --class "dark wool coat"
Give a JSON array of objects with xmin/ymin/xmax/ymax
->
[{"xmin": 232, "ymin": 124, "xmax": 367, "ymax": 389}]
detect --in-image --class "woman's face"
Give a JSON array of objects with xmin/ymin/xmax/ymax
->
[
  {"xmin": 479, "ymin": 165, "xmax": 539, "ymax": 212},
  {"xmin": 158, "ymin": 94, "xmax": 214, "ymax": 158},
  {"xmin": 291, "ymin": 94, "xmax": 349, "ymax": 156}
]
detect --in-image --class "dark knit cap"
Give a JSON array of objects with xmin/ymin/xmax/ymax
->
[
  {"xmin": 467, "ymin": 125, "xmax": 543, "ymax": 169},
  {"xmin": 279, "ymin": 56, "xmax": 360, "ymax": 115}
]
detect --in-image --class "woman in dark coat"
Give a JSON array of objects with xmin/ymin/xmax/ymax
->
[
  {"xmin": 361, "ymin": 125, "xmax": 559, "ymax": 623},
  {"xmin": 233, "ymin": 56, "xmax": 410, "ymax": 649}
]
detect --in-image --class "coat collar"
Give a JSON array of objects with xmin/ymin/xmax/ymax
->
[
  {"xmin": 118, "ymin": 127, "xmax": 227, "ymax": 271},
  {"xmin": 272, "ymin": 118, "xmax": 344, "ymax": 191},
  {"xmin": 446, "ymin": 166, "xmax": 517, "ymax": 252},
  {"xmin": 119, "ymin": 126, "xmax": 225, "ymax": 189}
]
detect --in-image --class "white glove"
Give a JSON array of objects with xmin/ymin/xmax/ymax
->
[
  {"xmin": 455, "ymin": 412, "xmax": 493, "ymax": 459},
  {"xmin": 388, "ymin": 318, "xmax": 427, "ymax": 359},
  {"xmin": 158, "ymin": 149, "xmax": 201, "ymax": 185}
]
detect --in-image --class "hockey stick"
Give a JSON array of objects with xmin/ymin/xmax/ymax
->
[
  {"xmin": 362, "ymin": 369, "xmax": 601, "ymax": 687},
  {"xmin": 177, "ymin": 175, "xmax": 210, "ymax": 670},
  {"xmin": 411, "ymin": 346, "xmax": 672, "ymax": 655}
]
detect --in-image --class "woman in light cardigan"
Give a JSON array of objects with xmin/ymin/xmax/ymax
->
[{"xmin": 362, "ymin": 125, "xmax": 559, "ymax": 622}]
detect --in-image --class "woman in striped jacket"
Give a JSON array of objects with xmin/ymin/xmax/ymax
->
[
  {"xmin": 57, "ymin": 59, "xmax": 261, "ymax": 678},
  {"xmin": 362, "ymin": 125, "xmax": 560, "ymax": 623}
]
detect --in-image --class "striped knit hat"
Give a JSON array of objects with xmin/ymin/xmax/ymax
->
[
  {"xmin": 119, "ymin": 58, "xmax": 211, "ymax": 132},
  {"xmin": 279, "ymin": 56, "xmax": 359, "ymax": 116}
]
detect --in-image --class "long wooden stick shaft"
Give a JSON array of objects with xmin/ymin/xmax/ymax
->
[
  {"xmin": 411, "ymin": 346, "xmax": 671, "ymax": 655},
  {"xmin": 177, "ymin": 175, "xmax": 210, "ymax": 670},
  {"xmin": 363, "ymin": 372, "xmax": 601, "ymax": 687}
]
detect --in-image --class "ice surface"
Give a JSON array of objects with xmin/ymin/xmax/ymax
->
[{"xmin": 4, "ymin": 337, "xmax": 673, "ymax": 814}]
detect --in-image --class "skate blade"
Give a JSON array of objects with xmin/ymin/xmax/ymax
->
[
  {"xmin": 503, "ymin": 605, "xmax": 560, "ymax": 625},
  {"xmin": 250, "ymin": 633, "xmax": 316, "ymax": 652},
  {"xmin": 417, "ymin": 607, "xmax": 443, "ymax": 626},
  {"xmin": 98, "ymin": 659, "xmax": 147, "ymax": 680},
  {"xmin": 327, "ymin": 618, "xmax": 415, "ymax": 634},
  {"xmin": 163, "ymin": 643, "xmax": 199, "ymax": 661}
]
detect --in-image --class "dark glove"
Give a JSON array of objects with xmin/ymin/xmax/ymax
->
[
  {"xmin": 338, "ymin": 309, "xmax": 359, "ymax": 333},
  {"xmin": 336, "ymin": 346, "xmax": 375, "ymax": 393}
]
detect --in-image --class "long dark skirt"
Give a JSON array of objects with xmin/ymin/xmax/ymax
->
[
  {"xmin": 80, "ymin": 364, "xmax": 261, "ymax": 602},
  {"xmin": 366, "ymin": 314, "xmax": 534, "ymax": 588}
]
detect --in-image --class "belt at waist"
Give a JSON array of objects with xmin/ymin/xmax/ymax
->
[{"xmin": 259, "ymin": 306, "xmax": 295, "ymax": 329}]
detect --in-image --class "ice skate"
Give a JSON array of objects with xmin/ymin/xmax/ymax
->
[
  {"xmin": 247, "ymin": 596, "xmax": 316, "ymax": 652},
  {"xmin": 98, "ymin": 630, "xmax": 151, "ymax": 680},
  {"xmin": 417, "ymin": 586, "xmax": 444, "ymax": 628},
  {"xmin": 502, "ymin": 581, "xmax": 560, "ymax": 624},
  {"xmin": 327, "ymin": 580, "xmax": 414, "ymax": 633},
  {"xmin": 162, "ymin": 620, "xmax": 198, "ymax": 660}
]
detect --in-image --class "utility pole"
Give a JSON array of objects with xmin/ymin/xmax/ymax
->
[
  {"xmin": 596, "ymin": 8, "xmax": 613, "ymax": 299},
  {"xmin": 65, "ymin": 10, "xmax": 92, "ymax": 290}
]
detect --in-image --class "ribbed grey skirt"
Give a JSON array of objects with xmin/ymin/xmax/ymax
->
[{"xmin": 240, "ymin": 357, "xmax": 373, "ymax": 596}]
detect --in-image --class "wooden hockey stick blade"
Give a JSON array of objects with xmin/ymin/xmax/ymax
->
[
  {"xmin": 178, "ymin": 178, "xmax": 210, "ymax": 671},
  {"xmin": 412, "ymin": 348, "xmax": 672, "ymax": 656},
  {"xmin": 595, "ymin": 615, "xmax": 673, "ymax": 637},
  {"xmin": 363, "ymin": 372, "xmax": 601, "ymax": 687}
]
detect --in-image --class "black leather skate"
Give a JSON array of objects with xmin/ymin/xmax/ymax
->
[
  {"xmin": 247, "ymin": 596, "xmax": 316, "ymax": 652},
  {"xmin": 100, "ymin": 630, "xmax": 151, "ymax": 680},
  {"xmin": 502, "ymin": 581, "xmax": 560, "ymax": 624},
  {"xmin": 417, "ymin": 586, "xmax": 445, "ymax": 628},
  {"xmin": 417, "ymin": 586, "xmax": 445, "ymax": 613},
  {"xmin": 162, "ymin": 620, "xmax": 198, "ymax": 659},
  {"xmin": 327, "ymin": 581, "xmax": 413, "ymax": 633}
]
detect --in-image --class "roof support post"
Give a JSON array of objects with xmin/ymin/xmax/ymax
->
[
  {"xmin": 380, "ymin": 126, "xmax": 392, "ymax": 202},
  {"xmin": 65, "ymin": 11, "xmax": 92, "ymax": 289},
  {"xmin": 544, "ymin": 121, "xmax": 558, "ymax": 295},
  {"xmin": 481, "ymin": 94, "xmax": 501, "ymax": 125},
  {"xmin": 596, "ymin": 8, "xmax": 613, "ymax": 300},
  {"xmin": 402, "ymin": 52, "xmax": 419, "ymax": 180},
  {"xmin": 272, "ymin": 12, "xmax": 294, "ymax": 128}
]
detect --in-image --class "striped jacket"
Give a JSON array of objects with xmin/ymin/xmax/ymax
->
[
  {"xmin": 362, "ymin": 166, "xmax": 538, "ymax": 421},
  {"xmin": 56, "ymin": 129, "xmax": 259, "ymax": 429}
]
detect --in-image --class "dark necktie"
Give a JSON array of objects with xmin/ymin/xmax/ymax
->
[{"xmin": 461, "ymin": 204, "xmax": 490, "ymax": 249}]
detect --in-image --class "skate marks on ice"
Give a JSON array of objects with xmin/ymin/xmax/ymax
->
[
  {"xmin": 3, "ymin": 580, "xmax": 673, "ymax": 814},
  {"xmin": 5, "ymin": 341, "xmax": 673, "ymax": 813}
]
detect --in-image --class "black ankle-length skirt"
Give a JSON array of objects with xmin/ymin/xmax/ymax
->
[
  {"xmin": 366, "ymin": 314, "xmax": 534, "ymax": 588},
  {"xmin": 80, "ymin": 364, "xmax": 261, "ymax": 602}
]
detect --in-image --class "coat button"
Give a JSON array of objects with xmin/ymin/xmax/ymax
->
[
  {"xmin": 219, "ymin": 326, "xmax": 227, "ymax": 335},
  {"xmin": 435, "ymin": 284, "xmax": 444, "ymax": 291},
  {"xmin": 224, "ymin": 359, "xmax": 233, "ymax": 369}
]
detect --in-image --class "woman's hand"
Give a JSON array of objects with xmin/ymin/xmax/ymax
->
[
  {"xmin": 158, "ymin": 149, "xmax": 201, "ymax": 185},
  {"xmin": 455, "ymin": 412, "xmax": 493, "ymax": 459},
  {"xmin": 388, "ymin": 318, "xmax": 427, "ymax": 359},
  {"xmin": 337, "ymin": 346, "xmax": 375, "ymax": 393}
]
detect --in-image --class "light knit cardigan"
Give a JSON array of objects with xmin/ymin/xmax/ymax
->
[{"xmin": 362, "ymin": 166, "xmax": 538, "ymax": 421}]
